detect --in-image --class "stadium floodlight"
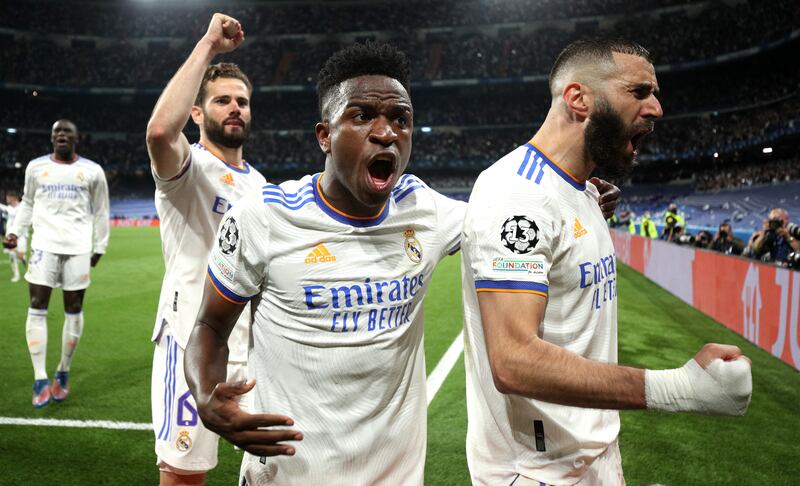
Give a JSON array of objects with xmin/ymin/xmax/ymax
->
[
  {"xmin": 713, "ymin": 152, "xmax": 719, "ymax": 158},
  {"xmin": 14, "ymin": 162, "xmax": 22, "ymax": 169},
  {"xmin": 6, "ymin": 128, "xmax": 17, "ymax": 134},
  {"xmin": 421, "ymin": 126, "xmax": 432, "ymax": 133},
  {"xmin": 762, "ymin": 147, "xmax": 773, "ymax": 154}
]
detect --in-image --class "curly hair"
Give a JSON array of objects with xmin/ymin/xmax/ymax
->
[
  {"xmin": 195, "ymin": 62, "xmax": 253, "ymax": 105},
  {"xmin": 316, "ymin": 42, "xmax": 410, "ymax": 117}
]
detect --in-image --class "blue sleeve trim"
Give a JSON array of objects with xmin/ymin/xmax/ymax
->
[
  {"xmin": 206, "ymin": 266, "xmax": 252, "ymax": 303},
  {"xmin": 474, "ymin": 280, "xmax": 548, "ymax": 294}
]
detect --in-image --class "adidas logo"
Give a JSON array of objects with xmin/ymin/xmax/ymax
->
[
  {"xmin": 219, "ymin": 173, "xmax": 235, "ymax": 186},
  {"xmin": 305, "ymin": 243, "xmax": 336, "ymax": 264},
  {"xmin": 574, "ymin": 218, "xmax": 587, "ymax": 238}
]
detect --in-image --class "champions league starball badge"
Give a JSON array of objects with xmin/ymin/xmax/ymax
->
[
  {"xmin": 219, "ymin": 217, "xmax": 239, "ymax": 255},
  {"xmin": 501, "ymin": 215, "xmax": 539, "ymax": 254},
  {"xmin": 404, "ymin": 228, "xmax": 423, "ymax": 263}
]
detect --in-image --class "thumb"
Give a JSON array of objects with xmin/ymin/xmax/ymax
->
[{"xmin": 215, "ymin": 378, "xmax": 256, "ymax": 399}]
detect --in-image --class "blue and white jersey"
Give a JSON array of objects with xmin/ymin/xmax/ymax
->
[
  {"xmin": 207, "ymin": 173, "xmax": 464, "ymax": 485},
  {"xmin": 10, "ymin": 154, "xmax": 109, "ymax": 255},
  {"xmin": 152, "ymin": 143, "xmax": 266, "ymax": 360},
  {"xmin": 461, "ymin": 141, "xmax": 619, "ymax": 485}
]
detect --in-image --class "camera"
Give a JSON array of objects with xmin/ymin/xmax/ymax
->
[
  {"xmin": 788, "ymin": 222, "xmax": 800, "ymax": 240},
  {"xmin": 768, "ymin": 218, "xmax": 784, "ymax": 231},
  {"xmin": 676, "ymin": 234, "xmax": 695, "ymax": 245},
  {"xmin": 665, "ymin": 215, "xmax": 677, "ymax": 228},
  {"xmin": 787, "ymin": 251, "xmax": 800, "ymax": 270}
]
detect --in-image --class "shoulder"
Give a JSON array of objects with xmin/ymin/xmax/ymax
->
[
  {"xmin": 27, "ymin": 155, "xmax": 52, "ymax": 169},
  {"xmin": 391, "ymin": 173, "xmax": 428, "ymax": 204},
  {"xmin": 76, "ymin": 156, "xmax": 105, "ymax": 173},
  {"xmin": 260, "ymin": 174, "xmax": 316, "ymax": 212}
]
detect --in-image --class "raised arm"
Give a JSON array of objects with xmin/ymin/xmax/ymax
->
[
  {"xmin": 185, "ymin": 280, "xmax": 303, "ymax": 457},
  {"xmin": 478, "ymin": 291, "xmax": 752, "ymax": 415},
  {"xmin": 146, "ymin": 13, "xmax": 244, "ymax": 179}
]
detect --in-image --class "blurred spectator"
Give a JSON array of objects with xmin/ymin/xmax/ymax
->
[
  {"xmin": 640, "ymin": 211, "xmax": 658, "ymax": 239},
  {"xmin": 746, "ymin": 208, "xmax": 800, "ymax": 264},
  {"xmin": 661, "ymin": 202, "xmax": 685, "ymax": 242},
  {"xmin": 709, "ymin": 222, "xmax": 745, "ymax": 255}
]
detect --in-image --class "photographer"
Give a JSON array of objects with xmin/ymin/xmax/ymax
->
[
  {"xmin": 710, "ymin": 222, "xmax": 745, "ymax": 255},
  {"xmin": 662, "ymin": 203, "xmax": 686, "ymax": 242},
  {"xmin": 747, "ymin": 208, "xmax": 800, "ymax": 264}
]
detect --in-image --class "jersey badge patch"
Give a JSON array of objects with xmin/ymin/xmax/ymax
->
[
  {"xmin": 491, "ymin": 257, "xmax": 546, "ymax": 276},
  {"xmin": 404, "ymin": 228, "xmax": 423, "ymax": 263},
  {"xmin": 574, "ymin": 217, "xmax": 588, "ymax": 238},
  {"xmin": 501, "ymin": 216, "xmax": 539, "ymax": 254},
  {"xmin": 219, "ymin": 217, "xmax": 239, "ymax": 255},
  {"xmin": 219, "ymin": 173, "xmax": 235, "ymax": 187},
  {"xmin": 176, "ymin": 430, "xmax": 192, "ymax": 452},
  {"xmin": 305, "ymin": 243, "xmax": 336, "ymax": 264},
  {"xmin": 76, "ymin": 172, "xmax": 85, "ymax": 182}
]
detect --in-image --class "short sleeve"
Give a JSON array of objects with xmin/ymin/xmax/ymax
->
[
  {"xmin": 206, "ymin": 199, "xmax": 267, "ymax": 304},
  {"xmin": 151, "ymin": 150, "xmax": 195, "ymax": 194},
  {"xmin": 431, "ymin": 189, "xmax": 467, "ymax": 257},
  {"xmin": 463, "ymin": 179, "xmax": 560, "ymax": 297}
]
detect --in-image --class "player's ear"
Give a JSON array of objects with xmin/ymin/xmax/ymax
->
[
  {"xmin": 315, "ymin": 122, "xmax": 331, "ymax": 154},
  {"xmin": 563, "ymin": 82, "xmax": 589, "ymax": 121},
  {"xmin": 190, "ymin": 105, "xmax": 204, "ymax": 127}
]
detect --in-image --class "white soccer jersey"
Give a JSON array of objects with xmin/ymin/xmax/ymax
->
[
  {"xmin": 461, "ymin": 141, "xmax": 619, "ymax": 485},
  {"xmin": 0, "ymin": 204, "xmax": 16, "ymax": 235},
  {"xmin": 9, "ymin": 154, "xmax": 109, "ymax": 255},
  {"xmin": 207, "ymin": 173, "xmax": 463, "ymax": 485},
  {"xmin": 152, "ymin": 143, "xmax": 266, "ymax": 361}
]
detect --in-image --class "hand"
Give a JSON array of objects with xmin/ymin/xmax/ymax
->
[
  {"xmin": 693, "ymin": 342, "xmax": 750, "ymax": 368},
  {"xmin": 590, "ymin": 177, "xmax": 621, "ymax": 219},
  {"xmin": 201, "ymin": 13, "xmax": 245, "ymax": 55},
  {"xmin": 2, "ymin": 234, "xmax": 17, "ymax": 249},
  {"xmin": 90, "ymin": 253, "xmax": 103, "ymax": 267},
  {"xmin": 775, "ymin": 227, "xmax": 790, "ymax": 239},
  {"xmin": 197, "ymin": 379, "xmax": 302, "ymax": 456}
]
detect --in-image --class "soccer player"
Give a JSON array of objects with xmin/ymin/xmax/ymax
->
[
  {"xmin": 461, "ymin": 38, "xmax": 752, "ymax": 485},
  {"xmin": 145, "ymin": 13, "xmax": 267, "ymax": 486},
  {"xmin": 184, "ymin": 38, "xmax": 621, "ymax": 484},
  {"xmin": 1, "ymin": 192, "xmax": 26, "ymax": 282},
  {"xmin": 2, "ymin": 119, "xmax": 109, "ymax": 408}
]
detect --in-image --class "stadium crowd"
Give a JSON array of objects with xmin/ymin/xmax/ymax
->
[{"xmin": 2, "ymin": 0, "xmax": 798, "ymax": 88}]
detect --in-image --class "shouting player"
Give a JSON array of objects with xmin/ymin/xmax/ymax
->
[
  {"xmin": 145, "ymin": 13, "xmax": 267, "ymax": 486},
  {"xmin": 184, "ymin": 38, "xmax": 622, "ymax": 484},
  {"xmin": 3, "ymin": 119, "xmax": 109, "ymax": 408},
  {"xmin": 461, "ymin": 38, "xmax": 753, "ymax": 485}
]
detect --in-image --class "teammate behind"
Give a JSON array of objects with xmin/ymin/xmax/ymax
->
[
  {"xmin": 3, "ymin": 119, "xmax": 109, "ymax": 408},
  {"xmin": 461, "ymin": 38, "xmax": 752, "ymax": 485},
  {"xmin": 1, "ymin": 192, "xmax": 26, "ymax": 282},
  {"xmin": 145, "ymin": 14, "xmax": 266, "ymax": 486}
]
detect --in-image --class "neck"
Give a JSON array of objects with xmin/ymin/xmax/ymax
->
[
  {"xmin": 530, "ymin": 108, "xmax": 594, "ymax": 183},
  {"xmin": 53, "ymin": 151, "xmax": 76, "ymax": 162},
  {"xmin": 199, "ymin": 137, "xmax": 244, "ymax": 168},
  {"xmin": 318, "ymin": 170, "xmax": 385, "ymax": 218}
]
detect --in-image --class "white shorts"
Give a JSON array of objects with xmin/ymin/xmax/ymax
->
[
  {"xmin": 25, "ymin": 248, "xmax": 91, "ymax": 291},
  {"xmin": 151, "ymin": 322, "xmax": 250, "ymax": 473},
  {"xmin": 495, "ymin": 441, "xmax": 624, "ymax": 486}
]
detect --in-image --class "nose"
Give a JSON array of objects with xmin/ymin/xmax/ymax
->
[
  {"xmin": 369, "ymin": 116, "xmax": 397, "ymax": 146},
  {"xmin": 643, "ymin": 95, "xmax": 663, "ymax": 120}
]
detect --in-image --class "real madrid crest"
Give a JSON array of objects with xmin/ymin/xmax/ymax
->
[
  {"xmin": 176, "ymin": 430, "xmax": 192, "ymax": 452},
  {"xmin": 404, "ymin": 227, "xmax": 423, "ymax": 264}
]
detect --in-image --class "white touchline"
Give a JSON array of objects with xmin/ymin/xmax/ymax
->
[
  {"xmin": 426, "ymin": 331, "xmax": 464, "ymax": 407},
  {"xmin": 0, "ymin": 417, "xmax": 152, "ymax": 431},
  {"xmin": 0, "ymin": 332, "xmax": 465, "ymax": 431}
]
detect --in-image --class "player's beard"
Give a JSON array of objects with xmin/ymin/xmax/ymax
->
[
  {"xmin": 584, "ymin": 98, "xmax": 639, "ymax": 179},
  {"xmin": 203, "ymin": 115, "xmax": 250, "ymax": 149}
]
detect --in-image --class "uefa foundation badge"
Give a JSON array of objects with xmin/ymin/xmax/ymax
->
[
  {"xmin": 176, "ymin": 430, "xmax": 192, "ymax": 452},
  {"xmin": 404, "ymin": 228, "xmax": 423, "ymax": 263}
]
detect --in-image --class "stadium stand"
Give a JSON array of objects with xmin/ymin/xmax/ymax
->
[{"xmin": 1, "ymin": 0, "xmax": 799, "ymax": 243}]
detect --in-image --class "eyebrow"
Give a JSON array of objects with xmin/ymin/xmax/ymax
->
[{"xmin": 630, "ymin": 82, "xmax": 660, "ymax": 96}]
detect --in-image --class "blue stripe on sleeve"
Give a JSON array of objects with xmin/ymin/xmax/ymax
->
[
  {"xmin": 207, "ymin": 266, "xmax": 252, "ymax": 303},
  {"xmin": 474, "ymin": 280, "xmax": 548, "ymax": 294}
]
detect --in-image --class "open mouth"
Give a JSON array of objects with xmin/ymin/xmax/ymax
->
[
  {"xmin": 629, "ymin": 128, "xmax": 652, "ymax": 154},
  {"xmin": 366, "ymin": 153, "xmax": 396, "ymax": 191}
]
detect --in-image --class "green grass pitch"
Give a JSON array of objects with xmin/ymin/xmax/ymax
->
[{"xmin": 0, "ymin": 227, "xmax": 798, "ymax": 485}]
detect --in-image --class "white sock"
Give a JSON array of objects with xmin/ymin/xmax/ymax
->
[
  {"xmin": 26, "ymin": 308, "xmax": 48, "ymax": 380},
  {"xmin": 58, "ymin": 311, "xmax": 84, "ymax": 372},
  {"xmin": 9, "ymin": 252, "xmax": 19, "ymax": 280}
]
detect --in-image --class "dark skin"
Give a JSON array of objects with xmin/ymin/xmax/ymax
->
[
  {"xmin": 2, "ymin": 119, "xmax": 102, "ymax": 313},
  {"xmin": 185, "ymin": 74, "xmax": 622, "ymax": 456}
]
